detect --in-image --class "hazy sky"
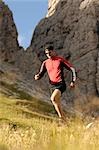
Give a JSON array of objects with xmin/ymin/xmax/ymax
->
[{"xmin": 3, "ymin": 0, "xmax": 48, "ymax": 49}]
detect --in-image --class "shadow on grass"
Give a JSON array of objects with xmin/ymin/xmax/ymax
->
[{"xmin": 0, "ymin": 81, "xmax": 33, "ymax": 100}]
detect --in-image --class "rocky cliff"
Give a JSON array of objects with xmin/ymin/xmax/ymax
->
[
  {"xmin": 0, "ymin": 0, "xmax": 99, "ymax": 115},
  {"xmin": 29, "ymin": 0, "xmax": 99, "ymax": 100},
  {"xmin": 0, "ymin": 1, "xmax": 20, "ymax": 63},
  {"xmin": 0, "ymin": 1, "xmax": 49, "ymax": 102}
]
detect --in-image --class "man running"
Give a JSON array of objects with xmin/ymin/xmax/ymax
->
[{"xmin": 34, "ymin": 45, "xmax": 76, "ymax": 121}]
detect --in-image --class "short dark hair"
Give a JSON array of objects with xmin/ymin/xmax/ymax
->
[{"xmin": 45, "ymin": 45, "xmax": 54, "ymax": 51}]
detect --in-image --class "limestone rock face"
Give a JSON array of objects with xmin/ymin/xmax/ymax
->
[
  {"xmin": 28, "ymin": 0, "xmax": 99, "ymax": 104},
  {"xmin": 47, "ymin": 0, "xmax": 60, "ymax": 17},
  {"xmin": 0, "ymin": 1, "xmax": 19, "ymax": 63}
]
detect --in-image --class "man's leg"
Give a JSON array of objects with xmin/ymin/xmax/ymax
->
[{"xmin": 51, "ymin": 89, "xmax": 65, "ymax": 120}]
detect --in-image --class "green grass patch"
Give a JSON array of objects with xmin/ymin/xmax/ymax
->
[
  {"xmin": 0, "ymin": 81, "xmax": 56, "ymax": 116},
  {"xmin": 0, "ymin": 94, "xmax": 56, "ymax": 127}
]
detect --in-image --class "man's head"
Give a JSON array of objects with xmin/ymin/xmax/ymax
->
[{"xmin": 45, "ymin": 45, "xmax": 55, "ymax": 58}]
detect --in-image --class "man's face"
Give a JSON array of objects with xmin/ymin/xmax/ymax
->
[{"xmin": 45, "ymin": 49, "xmax": 54, "ymax": 58}]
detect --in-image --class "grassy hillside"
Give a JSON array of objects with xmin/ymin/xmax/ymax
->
[
  {"xmin": 0, "ymin": 92, "xmax": 99, "ymax": 150},
  {"xmin": 0, "ymin": 63, "xmax": 99, "ymax": 150},
  {"xmin": 0, "ymin": 94, "xmax": 56, "ymax": 124}
]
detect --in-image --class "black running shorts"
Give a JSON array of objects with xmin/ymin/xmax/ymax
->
[{"xmin": 50, "ymin": 82, "xmax": 66, "ymax": 94}]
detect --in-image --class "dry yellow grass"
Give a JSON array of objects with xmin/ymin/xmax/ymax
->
[
  {"xmin": 0, "ymin": 94, "xmax": 99, "ymax": 150},
  {"xmin": 0, "ymin": 119, "xmax": 99, "ymax": 150}
]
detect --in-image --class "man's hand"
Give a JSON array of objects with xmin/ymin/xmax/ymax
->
[
  {"xmin": 70, "ymin": 81, "xmax": 75, "ymax": 88},
  {"xmin": 34, "ymin": 74, "xmax": 40, "ymax": 80}
]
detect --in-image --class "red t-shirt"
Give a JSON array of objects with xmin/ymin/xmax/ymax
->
[{"xmin": 39, "ymin": 56, "xmax": 74, "ymax": 84}]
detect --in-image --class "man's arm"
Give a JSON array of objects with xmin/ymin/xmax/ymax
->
[
  {"xmin": 34, "ymin": 61, "xmax": 47, "ymax": 80},
  {"xmin": 61, "ymin": 57, "xmax": 76, "ymax": 86},
  {"xmin": 70, "ymin": 67, "xmax": 76, "ymax": 82},
  {"xmin": 69, "ymin": 67, "xmax": 76, "ymax": 87}
]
